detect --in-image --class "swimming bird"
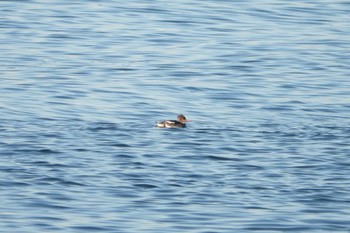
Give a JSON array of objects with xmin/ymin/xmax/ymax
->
[{"xmin": 156, "ymin": 114, "xmax": 190, "ymax": 128}]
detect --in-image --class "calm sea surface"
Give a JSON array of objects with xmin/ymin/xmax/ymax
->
[{"xmin": 1, "ymin": 0, "xmax": 350, "ymax": 232}]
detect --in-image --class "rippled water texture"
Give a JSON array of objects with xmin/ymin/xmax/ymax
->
[{"xmin": 1, "ymin": 0, "xmax": 350, "ymax": 232}]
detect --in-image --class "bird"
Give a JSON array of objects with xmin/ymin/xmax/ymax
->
[{"xmin": 156, "ymin": 114, "xmax": 190, "ymax": 128}]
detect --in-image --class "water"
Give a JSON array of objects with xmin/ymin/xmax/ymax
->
[{"xmin": 1, "ymin": 0, "xmax": 350, "ymax": 232}]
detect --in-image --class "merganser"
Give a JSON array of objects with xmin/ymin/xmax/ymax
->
[{"xmin": 156, "ymin": 114, "xmax": 190, "ymax": 128}]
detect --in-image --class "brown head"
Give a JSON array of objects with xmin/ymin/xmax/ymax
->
[{"xmin": 177, "ymin": 114, "xmax": 190, "ymax": 123}]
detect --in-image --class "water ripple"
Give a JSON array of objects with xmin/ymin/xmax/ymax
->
[{"xmin": 1, "ymin": 0, "xmax": 350, "ymax": 232}]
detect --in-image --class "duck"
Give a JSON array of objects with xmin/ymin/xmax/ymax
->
[{"xmin": 156, "ymin": 114, "xmax": 190, "ymax": 128}]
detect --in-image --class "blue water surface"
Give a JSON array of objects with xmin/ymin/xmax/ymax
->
[{"xmin": 1, "ymin": 0, "xmax": 350, "ymax": 232}]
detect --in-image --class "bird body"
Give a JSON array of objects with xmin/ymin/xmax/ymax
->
[{"xmin": 156, "ymin": 114, "xmax": 190, "ymax": 128}]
